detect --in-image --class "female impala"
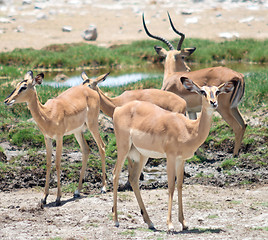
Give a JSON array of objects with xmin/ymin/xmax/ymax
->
[
  {"xmin": 81, "ymin": 71, "xmax": 187, "ymax": 118},
  {"xmin": 112, "ymin": 77, "xmax": 234, "ymax": 231},
  {"xmin": 143, "ymin": 13, "xmax": 246, "ymax": 156},
  {"xmin": 4, "ymin": 71, "xmax": 108, "ymax": 206}
]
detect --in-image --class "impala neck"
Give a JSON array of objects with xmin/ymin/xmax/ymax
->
[
  {"xmin": 191, "ymin": 100, "xmax": 214, "ymax": 148},
  {"xmin": 26, "ymin": 89, "xmax": 48, "ymax": 131},
  {"xmin": 163, "ymin": 53, "xmax": 190, "ymax": 84},
  {"xmin": 96, "ymin": 87, "xmax": 118, "ymax": 118}
]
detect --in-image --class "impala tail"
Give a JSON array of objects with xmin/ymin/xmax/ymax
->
[{"xmin": 230, "ymin": 75, "xmax": 245, "ymax": 108}]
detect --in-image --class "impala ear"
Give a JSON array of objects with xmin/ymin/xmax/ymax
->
[
  {"xmin": 218, "ymin": 81, "xmax": 235, "ymax": 94},
  {"xmin": 32, "ymin": 73, "xmax": 44, "ymax": 85},
  {"xmin": 181, "ymin": 76, "xmax": 202, "ymax": 93},
  {"xmin": 96, "ymin": 72, "xmax": 110, "ymax": 82},
  {"xmin": 81, "ymin": 71, "xmax": 89, "ymax": 82},
  {"xmin": 181, "ymin": 47, "xmax": 196, "ymax": 57},
  {"xmin": 24, "ymin": 70, "xmax": 34, "ymax": 81},
  {"xmin": 154, "ymin": 46, "xmax": 167, "ymax": 58}
]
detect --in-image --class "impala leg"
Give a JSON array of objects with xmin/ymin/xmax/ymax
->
[
  {"xmin": 74, "ymin": 132, "xmax": 90, "ymax": 198},
  {"xmin": 87, "ymin": 121, "xmax": 107, "ymax": 193},
  {"xmin": 217, "ymin": 107, "xmax": 245, "ymax": 156},
  {"xmin": 129, "ymin": 155, "xmax": 154, "ymax": 229},
  {"xmin": 42, "ymin": 137, "xmax": 52, "ymax": 205},
  {"xmin": 55, "ymin": 137, "xmax": 63, "ymax": 206},
  {"xmin": 231, "ymin": 107, "xmax": 247, "ymax": 151},
  {"xmin": 176, "ymin": 160, "xmax": 188, "ymax": 230},
  {"xmin": 187, "ymin": 111, "xmax": 197, "ymax": 120},
  {"xmin": 166, "ymin": 156, "xmax": 176, "ymax": 231},
  {"xmin": 112, "ymin": 148, "xmax": 130, "ymax": 227}
]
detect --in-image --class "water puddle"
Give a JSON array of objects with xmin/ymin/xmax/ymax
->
[{"xmin": 43, "ymin": 73, "xmax": 161, "ymax": 88}]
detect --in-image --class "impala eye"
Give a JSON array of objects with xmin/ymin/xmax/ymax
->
[
  {"xmin": 200, "ymin": 90, "xmax": 207, "ymax": 97},
  {"xmin": 18, "ymin": 85, "xmax": 27, "ymax": 93},
  {"xmin": 215, "ymin": 90, "xmax": 220, "ymax": 96}
]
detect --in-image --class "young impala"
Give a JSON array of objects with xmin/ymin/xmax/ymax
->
[
  {"xmin": 81, "ymin": 71, "xmax": 187, "ymax": 118},
  {"xmin": 112, "ymin": 76, "xmax": 235, "ymax": 231},
  {"xmin": 4, "ymin": 71, "xmax": 108, "ymax": 206},
  {"xmin": 143, "ymin": 13, "xmax": 246, "ymax": 156}
]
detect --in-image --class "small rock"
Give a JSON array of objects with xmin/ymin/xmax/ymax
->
[
  {"xmin": 62, "ymin": 26, "xmax": 72, "ymax": 32},
  {"xmin": 181, "ymin": 9, "xmax": 193, "ymax": 15},
  {"xmin": 15, "ymin": 26, "xmax": 24, "ymax": 33},
  {"xmin": 218, "ymin": 32, "xmax": 240, "ymax": 39},
  {"xmin": 0, "ymin": 17, "xmax": 11, "ymax": 23},
  {"xmin": 22, "ymin": 0, "xmax": 32, "ymax": 5},
  {"xmin": 81, "ymin": 25, "xmax": 97, "ymax": 41},
  {"xmin": 54, "ymin": 74, "xmax": 69, "ymax": 82},
  {"xmin": 185, "ymin": 17, "xmax": 199, "ymax": 24},
  {"xmin": 36, "ymin": 13, "xmax": 47, "ymax": 20},
  {"xmin": 239, "ymin": 16, "xmax": 254, "ymax": 23}
]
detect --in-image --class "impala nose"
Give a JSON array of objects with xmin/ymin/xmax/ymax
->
[{"xmin": 210, "ymin": 100, "xmax": 218, "ymax": 108}]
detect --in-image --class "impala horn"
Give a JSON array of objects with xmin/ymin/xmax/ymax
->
[
  {"xmin": 142, "ymin": 13, "xmax": 174, "ymax": 50},
  {"xmin": 167, "ymin": 12, "xmax": 185, "ymax": 50}
]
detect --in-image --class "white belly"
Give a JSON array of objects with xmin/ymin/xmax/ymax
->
[
  {"xmin": 135, "ymin": 147, "xmax": 167, "ymax": 159},
  {"xmin": 64, "ymin": 124, "xmax": 87, "ymax": 136}
]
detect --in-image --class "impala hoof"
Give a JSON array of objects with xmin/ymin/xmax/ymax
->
[
  {"xmin": 148, "ymin": 222, "xmax": 155, "ymax": 230},
  {"xmin": 182, "ymin": 224, "xmax": 189, "ymax": 231},
  {"xmin": 167, "ymin": 223, "xmax": 174, "ymax": 233},
  {"xmin": 55, "ymin": 199, "xmax": 61, "ymax": 206},
  {"xmin": 115, "ymin": 221, "xmax": 119, "ymax": 228},
  {"xmin": 101, "ymin": 187, "xmax": 106, "ymax": 194},
  {"xmin": 74, "ymin": 190, "xmax": 81, "ymax": 198}
]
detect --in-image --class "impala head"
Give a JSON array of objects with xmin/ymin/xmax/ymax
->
[
  {"xmin": 181, "ymin": 76, "xmax": 234, "ymax": 110},
  {"xmin": 81, "ymin": 72, "xmax": 110, "ymax": 89},
  {"xmin": 142, "ymin": 12, "xmax": 196, "ymax": 72},
  {"xmin": 4, "ymin": 71, "xmax": 44, "ymax": 106}
]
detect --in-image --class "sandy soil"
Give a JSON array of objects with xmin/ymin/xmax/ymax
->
[
  {"xmin": 0, "ymin": 185, "xmax": 267, "ymax": 240},
  {"xmin": 0, "ymin": 0, "xmax": 268, "ymax": 52}
]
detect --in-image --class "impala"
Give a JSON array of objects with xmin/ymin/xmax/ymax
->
[
  {"xmin": 143, "ymin": 13, "xmax": 246, "ymax": 156},
  {"xmin": 4, "ymin": 71, "xmax": 108, "ymax": 206},
  {"xmin": 81, "ymin": 71, "xmax": 187, "ymax": 118},
  {"xmin": 112, "ymin": 77, "xmax": 235, "ymax": 231}
]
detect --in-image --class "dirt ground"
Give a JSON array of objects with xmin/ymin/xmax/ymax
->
[
  {"xmin": 0, "ymin": 185, "xmax": 267, "ymax": 240},
  {"xmin": 0, "ymin": 0, "xmax": 268, "ymax": 239},
  {"xmin": 0, "ymin": 0, "xmax": 268, "ymax": 52}
]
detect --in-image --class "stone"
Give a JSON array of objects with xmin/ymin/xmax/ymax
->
[
  {"xmin": 81, "ymin": 25, "xmax": 97, "ymax": 41},
  {"xmin": 62, "ymin": 26, "xmax": 72, "ymax": 32},
  {"xmin": 15, "ymin": 26, "xmax": 24, "ymax": 33},
  {"xmin": 36, "ymin": 13, "xmax": 47, "ymax": 20},
  {"xmin": 218, "ymin": 32, "xmax": 240, "ymax": 39},
  {"xmin": 0, "ymin": 17, "xmax": 11, "ymax": 23},
  {"xmin": 53, "ymin": 74, "xmax": 69, "ymax": 82}
]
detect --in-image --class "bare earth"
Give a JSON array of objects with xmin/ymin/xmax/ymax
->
[
  {"xmin": 0, "ymin": 185, "xmax": 267, "ymax": 240},
  {"xmin": 0, "ymin": 0, "xmax": 268, "ymax": 52},
  {"xmin": 0, "ymin": 1, "xmax": 268, "ymax": 240}
]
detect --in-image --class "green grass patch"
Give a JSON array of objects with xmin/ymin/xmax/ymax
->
[
  {"xmin": 8, "ymin": 125, "xmax": 44, "ymax": 147},
  {"xmin": 252, "ymin": 227, "xmax": 268, "ymax": 231},
  {"xmin": 120, "ymin": 229, "xmax": 135, "ymax": 236},
  {"xmin": 221, "ymin": 159, "xmax": 237, "ymax": 170},
  {"xmin": 0, "ymin": 39, "xmax": 267, "ymax": 75},
  {"xmin": 207, "ymin": 214, "xmax": 219, "ymax": 219}
]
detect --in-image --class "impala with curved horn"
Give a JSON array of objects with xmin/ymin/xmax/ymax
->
[
  {"xmin": 4, "ymin": 71, "xmax": 108, "ymax": 206},
  {"xmin": 143, "ymin": 13, "xmax": 246, "ymax": 156}
]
